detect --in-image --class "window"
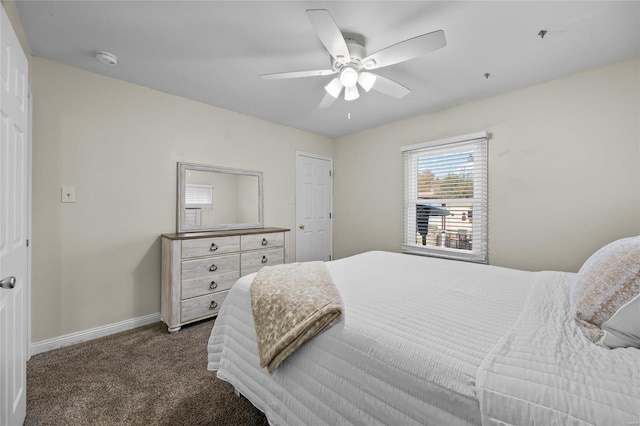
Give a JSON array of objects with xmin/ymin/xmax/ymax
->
[
  {"xmin": 184, "ymin": 183, "xmax": 213, "ymax": 226},
  {"xmin": 402, "ymin": 132, "xmax": 488, "ymax": 263},
  {"xmin": 185, "ymin": 184, "xmax": 213, "ymax": 209}
]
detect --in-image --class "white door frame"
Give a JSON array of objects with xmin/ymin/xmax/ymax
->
[{"xmin": 295, "ymin": 151, "xmax": 333, "ymax": 262}]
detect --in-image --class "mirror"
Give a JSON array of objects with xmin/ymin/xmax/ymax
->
[{"xmin": 177, "ymin": 162, "xmax": 263, "ymax": 232}]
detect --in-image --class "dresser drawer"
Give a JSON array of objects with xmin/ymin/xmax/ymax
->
[
  {"xmin": 181, "ymin": 291, "xmax": 228, "ymax": 323},
  {"xmin": 182, "ymin": 236, "xmax": 240, "ymax": 259},
  {"xmin": 181, "ymin": 253, "xmax": 240, "ymax": 281},
  {"xmin": 241, "ymin": 247, "xmax": 284, "ymax": 275},
  {"xmin": 181, "ymin": 270, "xmax": 239, "ymax": 300},
  {"xmin": 241, "ymin": 232, "xmax": 285, "ymax": 251}
]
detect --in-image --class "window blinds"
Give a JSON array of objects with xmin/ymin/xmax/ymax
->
[
  {"xmin": 402, "ymin": 132, "xmax": 488, "ymax": 263},
  {"xmin": 185, "ymin": 184, "xmax": 213, "ymax": 210}
]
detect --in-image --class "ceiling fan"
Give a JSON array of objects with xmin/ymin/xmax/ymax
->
[{"xmin": 260, "ymin": 9, "xmax": 446, "ymax": 108}]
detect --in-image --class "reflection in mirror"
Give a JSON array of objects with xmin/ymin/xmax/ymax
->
[{"xmin": 178, "ymin": 163, "xmax": 263, "ymax": 232}]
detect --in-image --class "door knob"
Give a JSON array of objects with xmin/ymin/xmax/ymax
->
[
  {"xmin": 0, "ymin": 276, "xmax": 16, "ymax": 289},
  {"xmin": 299, "ymin": 224, "xmax": 305, "ymax": 230}
]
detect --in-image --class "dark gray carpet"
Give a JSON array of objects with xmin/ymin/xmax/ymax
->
[{"xmin": 25, "ymin": 319, "xmax": 269, "ymax": 426}]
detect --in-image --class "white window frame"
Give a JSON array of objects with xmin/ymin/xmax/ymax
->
[{"xmin": 401, "ymin": 131, "xmax": 488, "ymax": 263}]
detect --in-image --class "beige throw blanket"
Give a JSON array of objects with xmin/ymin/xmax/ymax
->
[{"xmin": 250, "ymin": 261, "xmax": 344, "ymax": 374}]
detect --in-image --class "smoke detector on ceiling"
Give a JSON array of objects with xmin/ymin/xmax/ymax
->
[{"xmin": 95, "ymin": 51, "xmax": 117, "ymax": 66}]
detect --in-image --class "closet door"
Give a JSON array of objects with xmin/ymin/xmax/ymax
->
[{"xmin": 295, "ymin": 152, "xmax": 333, "ymax": 262}]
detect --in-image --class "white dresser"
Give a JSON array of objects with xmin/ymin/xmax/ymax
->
[{"xmin": 161, "ymin": 227, "xmax": 289, "ymax": 332}]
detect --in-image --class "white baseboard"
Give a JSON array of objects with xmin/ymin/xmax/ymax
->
[{"xmin": 30, "ymin": 312, "xmax": 161, "ymax": 357}]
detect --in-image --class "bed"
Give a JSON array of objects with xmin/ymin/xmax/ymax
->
[{"xmin": 207, "ymin": 249, "xmax": 640, "ymax": 425}]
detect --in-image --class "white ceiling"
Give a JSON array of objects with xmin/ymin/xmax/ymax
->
[{"xmin": 16, "ymin": 1, "xmax": 640, "ymax": 138}]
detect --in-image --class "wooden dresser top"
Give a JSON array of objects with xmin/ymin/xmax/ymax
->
[{"xmin": 162, "ymin": 227, "xmax": 289, "ymax": 241}]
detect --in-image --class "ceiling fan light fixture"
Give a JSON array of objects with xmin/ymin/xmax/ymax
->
[
  {"xmin": 344, "ymin": 85, "xmax": 359, "ymax": 101},
  {"xmin": 339, "ymin": 66, "xmax": 359, "ymax": 88},
  {"xmin": 260, "ymin": 9, "xmax": 446, "ymax": 110},
  {"xmin": 324, "ymin": 77, "xmax": 343, "ymax": 98},
  {"xmin": 358, "ymin": 72, "xmax": 377, "ymax": 92}
]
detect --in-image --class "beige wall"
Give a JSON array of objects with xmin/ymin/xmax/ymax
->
[
  {"xmin": 334, "ymin": 58, "xmax": 640, "ymax": 273},
  {"xmin": 31, "ymin": 58, "xmax": 332, "ymax": 342}
]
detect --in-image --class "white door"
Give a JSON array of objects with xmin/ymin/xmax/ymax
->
[
  {"xmin": 0, "ymin": 4, "xmax": 29, "ymax": 425},
  {"xmin": 295, "ymin": 152, "xmax": 332, "ymax": 262}
]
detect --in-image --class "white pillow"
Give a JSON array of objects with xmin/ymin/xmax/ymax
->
[{"xmin": 571, "ymin": 236, "xmax": 640, "ymax": 349}]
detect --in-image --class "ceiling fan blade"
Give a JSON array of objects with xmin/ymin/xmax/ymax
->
[
  {"xmin": 306, "ymin": 9, "xmax": 350, "ymax": 64},
  {"xmin": 371, "ymin": 74, "xmax": 411, "ymax": 99},
  {"xmin": 319, "ymin": 92, "xmax": 337, "ymax": 109},
  {"xmin": 260, "ymin": 69, "xmax": 336, "ymax": 80},
  {"xmin": 363, "ymin": 30, "xmax": 446, "ymax": 70}
]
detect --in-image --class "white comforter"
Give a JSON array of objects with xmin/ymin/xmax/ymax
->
[
  {"xmin": 208, "ymin": 251, "xmax": 536, "ymax": 425},
  {"xmin": 208, "ymin": 251, "xmax": 640, "ymax": 425},
  {"xmin": 477, "ymin": 272, "xmax": 640, "ymax": 426}
]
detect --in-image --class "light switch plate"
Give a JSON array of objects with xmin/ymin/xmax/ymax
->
[{"xmin": 61, "ymin": 187, "xmax": 76, "ymax": 203}]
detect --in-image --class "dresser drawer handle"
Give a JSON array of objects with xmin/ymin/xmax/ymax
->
[
  {"xmin": 209, "ymin": 281, "xmax": 218, "ymax": 290},
  {"xmin": 261, "ymin": 238, "xmax": 268, "ymax": 246},
  {"xmin": 209, "ymin": 264, "xmax": 218, "ymax": 272},
  {"xmin": 261, "ymin": 256, "xmax": 268, "ymax": 264},
  {"xmin": 210, "ymin": 243, "xmax": 218, "ymax": 252},
  {"xmin": 209, "ymin": 300, "xmax": 218, "ymax": 310}
]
